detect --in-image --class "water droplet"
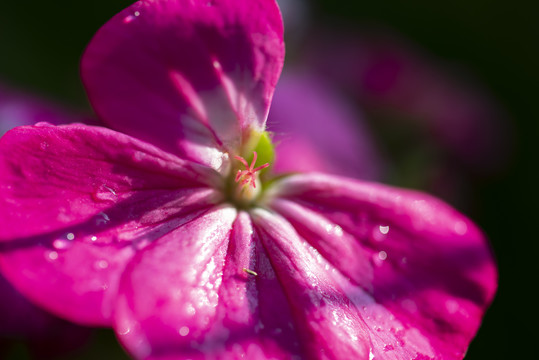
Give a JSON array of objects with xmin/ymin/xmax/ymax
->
[
  {"xmin": 52, "ymin": 233, "xmax": 76, "ymax": 250},
  {"xmin": 179, "ymin": 326, "xmax": 190, "ymax": 336},
  {"xmin": 46, "ymin": 250, "xmax": 58, "ymax": 261},
  {"xmin": 123, "ymin": 10, "xmax": 141, "ymax": 24},
  {"xmin": 372, "ymin": 225, "xmax": 388, "ymax": 242},
  {"xmin": 378, "ymin": 251, "xmax": 388, "ymax": 261},
  {"xmin": 90, "ymin": 235, "xmax": 98, "ymax": 242},
  {"xmin": 118, "ymin": 327, "xmax": 130, "ymax": 335},
  {"xmin": 92, "ymin": 185, "xmax": 117, "ymax": 203},
  {"xmin": 34, "ymin": 122, "xmax": 54, "ymax": 127},
  {"xmin": 94, "ymin": 259, "xmax": 109, "ymax": 270},
  {"xmin": 95, "ymin": 212, "xmax": 110, "ymax": 226}
]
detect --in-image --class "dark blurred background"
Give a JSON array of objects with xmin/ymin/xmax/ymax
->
[{"xmin": 0, "ymin": 0, "xmax": 537, "ymax": 359}]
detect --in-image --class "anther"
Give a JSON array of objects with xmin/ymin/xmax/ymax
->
[{"xmin": 234, "ymin": 151, "xmax": 269, "ymax": 189}]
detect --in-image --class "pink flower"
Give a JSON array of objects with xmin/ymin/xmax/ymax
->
[
  {"xmin": 309, "ymin": 27, "xmax": 511, "ymax": 173},
  {"xmin": 0, "ymin": 1, "xmax": 496, "ymax": 359}
]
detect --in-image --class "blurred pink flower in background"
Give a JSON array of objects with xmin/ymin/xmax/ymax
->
[
  {"xmin": 0, "ymin": 1, "xmax": 497, "ymax": 359},
  {"xmin": 309, "ymin": 27, "xmax": 512, "ymax": 174},
  {"xmin": 268, "ymin": 71, "xmax": 383, "ymax": 180},
  {"xmin": 0, "ymin": 85, "xmax": 79, "ymax": 135}
]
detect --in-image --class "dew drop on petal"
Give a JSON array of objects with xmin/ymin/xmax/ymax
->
[
  {"xmin": 378, "ymin": 251, "xmax": 388, "ymax": 261},
  {"xmin": 90, "ymin": 235, "xmax": 98, "ymax": 242},
  {"xmin": 34, "ymin": 122, "xmax": 54, "ymax": 127},
  {"xmin": 94, "ymin": 259, "xmax": 109, "ymax": 270},
  {"xmin": 122, "ymin": 10, "xmax": 140, "ymax": 24},
  {"xmin": 92, "ymin": 185, "xmax": 118, "ymax": 203},
  {"xmin": 53, "ymin": 233, "xmax": 75, "ymax": 250},
  {"xmin": 95, "ymin": 212, "xmax": 110, "ymax": 226},
  {"xmin": 46, "ymin": 250, "xmax": 58, "ymax": 261},
  {"xmin": 372, "ymin": 225, "xmax": 388, "ymax": 242},
  {"xmin": 179, "ymin": 326, "xmax": 190, "ymax": 336}
]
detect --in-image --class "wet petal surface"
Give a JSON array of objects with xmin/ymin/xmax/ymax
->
[
  {"xmin": 115, "ymin": 209, "xmax": 306, "ymax": 359},
  {"xmin": 0, "ymin": 124, "xmax": 220, "ymax": 325},
  {"xmin": 82, "ymin": 0, "xmax": 284, "ymax": 170},
  {"xmin": 267, "ymin": 173, "xmax": 497, "ymax": 359}
]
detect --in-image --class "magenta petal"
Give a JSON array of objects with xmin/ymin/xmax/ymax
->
[
  {"xmin": 270, "ymin": 173, "xmax": 497, "ymax": 359},
  {"xmin": 0, "ymin": 124, "xmax": 220, "ymax": 325},
  {"xmin": 115, "ymin": 209, "xmax": 305, "ymax": 359},
  {"xmin": 114, "ymin": 207, "xmax": 237, "ymax": 359},
  {"xmin": 81, "ymin": 0, "xmax": 284, "ymax": 169},
  {"xmin": 253, "ymin": 209, "xmax": 372, "ymax": 359}
]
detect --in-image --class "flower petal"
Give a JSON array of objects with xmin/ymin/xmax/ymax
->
[
  {"xmin": 81, "ymin": 0, "xmax": 284, "ymax": 170},
  {"xmin": 0, "ymin": 124, "xmax": 220, "ymax": 325},
  {"xmin": 115, "ymin": 208, "xmax": 306, "ymax": 359},
  {"xmin": 268, "ymin": 173, "xmax": 497, "ymax": 359},
  {"xmin": 252, "ymin": 209, "xmax": 372, "ymax": 359}
]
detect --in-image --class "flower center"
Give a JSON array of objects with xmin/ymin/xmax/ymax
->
[
  {"xmin": 234, "ymin": 151, "xmax": 269, "ymax": 189},
  {"xmin": 225, "ymin": 151, "xmax": 270, "ymax": 209}
]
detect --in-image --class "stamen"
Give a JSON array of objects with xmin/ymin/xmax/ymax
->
[{"xmin": 234, "ymin": 151, "xmax": 270, "ymax": 189}]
